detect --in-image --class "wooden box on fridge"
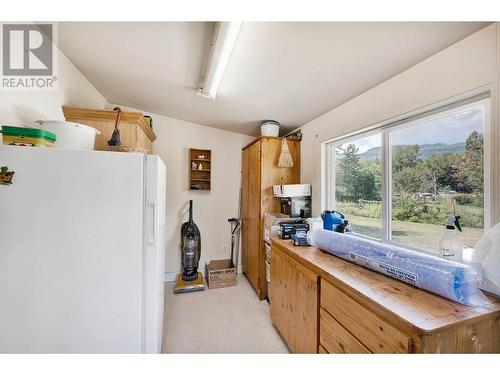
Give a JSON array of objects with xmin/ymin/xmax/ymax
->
[{"xmin": 62, "ymin": 106, "xmax": 157, "ymax": 154}]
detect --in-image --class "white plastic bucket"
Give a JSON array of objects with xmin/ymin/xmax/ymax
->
[
  {"xmin": 36, "ymin": 120, "xmax": 100, "ymax": 150},
  {"xmin": 261, "ymin": 121, "xmax": 280, "ymax": 137}
]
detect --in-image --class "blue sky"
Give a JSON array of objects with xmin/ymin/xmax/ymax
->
[{"xmin": 339, "ymin": 105, "xmax": 484, "ymax": 154}]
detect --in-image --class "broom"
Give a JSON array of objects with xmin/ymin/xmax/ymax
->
[{"xmin": 278, "ymin": 138, "xmax": 294, "ymax": 168}]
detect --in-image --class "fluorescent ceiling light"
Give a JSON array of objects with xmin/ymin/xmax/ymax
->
[{"xmin": 197, "ymin": 22, "xmax": 242, "ymax": 100}]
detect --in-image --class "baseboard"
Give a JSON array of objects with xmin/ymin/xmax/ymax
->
[
  {"xmin": 164, "ymin": 272, "xmax": 178, "ymax": 283},
  {"xmin": 165, "ymin": 266, "xmax": 242, "ymax": 283}
]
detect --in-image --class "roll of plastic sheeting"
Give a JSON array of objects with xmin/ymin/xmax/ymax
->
[{"xmin": 310, "ymin": 229, "xmax": 488, "ymax": 306}]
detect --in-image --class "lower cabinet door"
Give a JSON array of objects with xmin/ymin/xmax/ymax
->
[{"xmin": 270, "ymin": 245, "xmax": 318, "ymax": 353}]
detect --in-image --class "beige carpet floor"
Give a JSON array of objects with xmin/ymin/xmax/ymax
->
[{"xmin": 162, "ymin": 274, "xmax": 289, "ymax": 353}]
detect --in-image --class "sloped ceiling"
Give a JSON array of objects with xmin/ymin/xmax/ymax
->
[{"xmin": 58, "ymin": 22, "xmax": 489, "ymax": 135}]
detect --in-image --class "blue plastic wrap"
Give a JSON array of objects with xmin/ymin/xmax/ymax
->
[{"xmin": 310, "ymin": 229, "xmax": 488, "ymax": 306}]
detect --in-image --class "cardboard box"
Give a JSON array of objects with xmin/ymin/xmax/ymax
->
[{"xmin": 206, "ymin": 260, "xmax": 236, "ymax": 289}]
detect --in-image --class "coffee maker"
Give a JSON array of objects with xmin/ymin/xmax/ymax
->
[{"xmin": 273, "ymin": 184, "xmax": 312, "ymax": 218}]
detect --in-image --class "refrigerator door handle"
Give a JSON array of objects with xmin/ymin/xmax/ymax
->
[{"xmin": 148, "ymin": 200, "xmax": 156, "ymax": 246}]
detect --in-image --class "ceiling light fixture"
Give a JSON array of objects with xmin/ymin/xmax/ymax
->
[{"xmin": 197, "ymin": 22, "xmax": 242, "ymax": 100}]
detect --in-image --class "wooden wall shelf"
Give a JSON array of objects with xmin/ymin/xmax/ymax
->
[{"xmin": 189, "ymin": 148, "xmax": 211, "ymax": 191}]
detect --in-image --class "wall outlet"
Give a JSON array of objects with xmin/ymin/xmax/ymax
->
[{"xmin": 221, "ymin": 244, "xmax": 228, "ymax": 254}]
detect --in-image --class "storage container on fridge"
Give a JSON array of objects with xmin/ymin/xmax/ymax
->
[
  {"xmin": 0, "ymin": 126, "xmax": 56, "ymax": 147},
  {"xmin": 35, "ymin": 120, "xmax": 100, "ymax": 150}
]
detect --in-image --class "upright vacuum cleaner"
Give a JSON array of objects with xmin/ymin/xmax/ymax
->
[
  {"xmin": 174, "ymin": 200, "xmax": 205, "ymax": 293},
  {"xmin": 181, "ymin": 200, "xmax": 201, "ymax": 281}
]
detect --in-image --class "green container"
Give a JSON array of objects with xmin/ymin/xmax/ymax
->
[{"xmin": 0, "ymin": 126, "xmax": 56, "ymax": 147}]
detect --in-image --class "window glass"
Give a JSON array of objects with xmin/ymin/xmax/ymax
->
[
  {"xmin": 334, "ymin": 134, "xmax": 382, "ymax": 239},
  {"xmin": 390, "ymin": 106, "xmax": 485, "ymax": 251}
]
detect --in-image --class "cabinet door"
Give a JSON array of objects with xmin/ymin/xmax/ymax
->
[
  {"xmin": 241, "ymin": 141, "xmax": 261, "ymax": 293},
  {"xmin": 270, "ymin": 245, "xmax": 318, "ymax": 353},
  {"xmin": 260, "ymin": 138, "xmax": 300, "ymax": 300},
  {"xmin": 419, "ymin": 318, "xmax": 500, "ymax": 353}
]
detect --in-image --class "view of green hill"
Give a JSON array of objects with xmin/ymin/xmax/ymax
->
[{"xmin": 356, "ymin": 142, "xmax": 466, "ymax": 160}]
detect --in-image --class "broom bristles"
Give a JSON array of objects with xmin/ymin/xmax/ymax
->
[{"xmin": 278, "ymin": 139, "xmax": 294, "ymax": 168}]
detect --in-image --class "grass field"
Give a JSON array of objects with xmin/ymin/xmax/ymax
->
[{"xmin": 349, "ymin": 214, "xmax": 483, "ymax": 252}]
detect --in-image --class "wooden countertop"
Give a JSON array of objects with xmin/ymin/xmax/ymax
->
[{"xmin": 271, "ymin": 237, "xmax": 500, "ymax": 335}]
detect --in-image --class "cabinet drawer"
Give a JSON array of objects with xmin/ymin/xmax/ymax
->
[
  {"xmin": 320, "ymin": 308, "xmax": 371, "ymax": 353},
  {"xmin": 321, "ymin": 279, "xmax": 411, "ymax": 353}
]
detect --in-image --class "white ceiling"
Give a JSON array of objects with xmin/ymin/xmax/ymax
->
[{"xmin": 58, "ymin": 22, "xmax": 489, "ymax": 136}]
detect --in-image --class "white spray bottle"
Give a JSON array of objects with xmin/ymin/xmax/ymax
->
[{"xmin": 439, "ymin": 215, "xmax": 464, "ymax": 262}]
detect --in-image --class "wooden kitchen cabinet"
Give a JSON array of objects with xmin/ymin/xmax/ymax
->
[
  {"xmin": 270, "ymin": 237, "xmax": 500, "ymax": 354},
  {"xmin": 241, "ymin": 137, "xmax": 300, "ymax": 300},
  {"xmin": 270, "ymin": 244, "xmax": 318, "ymax": 353}
]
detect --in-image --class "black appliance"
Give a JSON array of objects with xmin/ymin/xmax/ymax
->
[
  {"xmin": 280, "ymin": 196, "xmax": 312, "ymax": 218},
  {"xmin": 278, "ymin": 220, "xmax": 309, "ymax": 239}
]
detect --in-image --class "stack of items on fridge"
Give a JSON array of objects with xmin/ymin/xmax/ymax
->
[{"xmin": 0, "ymin": 120, "xmax": 101, "ymax": 150}]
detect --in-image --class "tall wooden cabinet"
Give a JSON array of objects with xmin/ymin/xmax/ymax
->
[{"xmin": 241, "ymin": 137, "xmax": 300, "ymax": 300}]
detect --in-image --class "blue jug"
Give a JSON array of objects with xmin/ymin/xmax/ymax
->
[{"xmin": 321, "ymin": 210, "xmax": 345, "ymax": 231}]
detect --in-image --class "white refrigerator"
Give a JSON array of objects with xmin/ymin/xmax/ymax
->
[{"xmin": 0, "ymin": 145, "xmax": 166, "ymax": 353}]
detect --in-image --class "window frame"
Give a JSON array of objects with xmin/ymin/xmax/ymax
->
[{"xmin": 324, "ymin": 94, "xmax": 491, "ymax": 254}]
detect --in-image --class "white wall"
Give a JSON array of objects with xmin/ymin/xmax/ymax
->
[
  {"xmin": 300, "ymin": 23, "xmax": 500, "ymax": 224},
  {"xmin": 153, "ymin": 114, "xmax": 253, "ymax": 277},
  {"xmin": 114, "ymin": 106, "xmax": 254, "ymax": 277},
  {"xmin": 0, "ymin": 50, "xmax": 107, "ymax": 126}
]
